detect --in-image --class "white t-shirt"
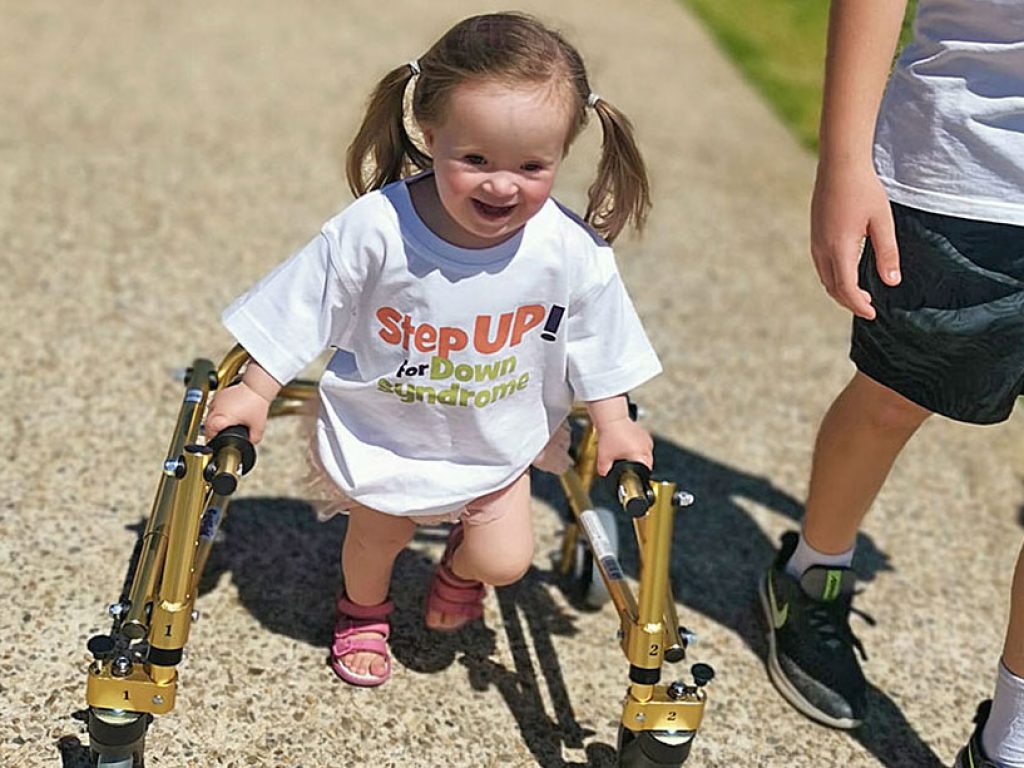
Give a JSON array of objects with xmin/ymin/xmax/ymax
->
[
  {"xmin": 222, "ymin": 176, "xmax": 662, "ymax": 516},
  {"xmin": 873, "ymin": 0, "xmax": 1024, "ymax": 225}
]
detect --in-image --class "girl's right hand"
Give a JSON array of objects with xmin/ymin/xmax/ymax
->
[
  {"xmin": 810, "ymin": 161, "xmax": 901, "ymax": 320},
  {"xmin": 205, "ymin": 382, "xmax": 272, "ymax": 443}
]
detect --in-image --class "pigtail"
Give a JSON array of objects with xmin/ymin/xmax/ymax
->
[
  {"xmin": 584, "ymin": 98, "xmax": 651, "ymax": 243},
  {"xmin": 346, "ymin": 64, "xmax": 432, "ymax": 197}
]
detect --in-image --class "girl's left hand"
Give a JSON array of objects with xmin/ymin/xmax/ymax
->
[{"xmin": 595, "ymin": 417, "xmax": 653, "ymax": 476}]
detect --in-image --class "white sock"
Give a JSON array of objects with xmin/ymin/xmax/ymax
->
[
  {"xmin": 982, "ymin": 661, "xmax": 1024, "ymax": 767},
  {"xmin": 784, "ymin": 530, "xmax": 855, "ymax": 579}
]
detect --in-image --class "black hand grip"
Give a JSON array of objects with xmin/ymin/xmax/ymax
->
[
  {"xmin": 206, "ymin": 425, "xmax": 256, "ymax": 496},
  {"xmin": 214, "ymin": 424, "xmax": 252, "ymax": 444},
  {"xmin": 607, "ymin": 459, "xmax": 652, "ymax": 517}
]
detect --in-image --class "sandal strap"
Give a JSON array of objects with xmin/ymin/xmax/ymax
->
[
  {"xmin": 332, "ymin": 634, "xmax": 390, "ymax": 657},
  {"xmin": 428, "ymin": 592, "xmax": 484, "ymax": 618},
  {"xmin": 337, "ymin": 594, "xmax": 394, "ymax": 620},
  {"xmin": 334, "ymin": 616, "xmax": 391, "ymax": 639},
  {"xmin": 427, "ymin": 563, "xmax": 485, "ymax": 618},
  {"xmin": 423, "ymin": 522, "xmax": 486, "ymax": 625},
  {"xmin": 334, "ymin": 596, "xmax": 392, "ymax": 645},
  {"xmin": 433, "ymin": 580, "xmax": 486, "ymax": 606},
  {"xmin": 435, "ymin": 566, "xmax": 485, "ymax": 597}
]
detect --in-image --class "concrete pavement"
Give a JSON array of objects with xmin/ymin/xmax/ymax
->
[{"xmin": 2, "ymin": 1, "xmax": 1022, "ymax": 766}]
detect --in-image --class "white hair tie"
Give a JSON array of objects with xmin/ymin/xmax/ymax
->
[
  {"xmin": 407, "ymin": 59, "xmax": 421, "ymax": 76},
  {"xmin": 586, "ymin": 92, "xmax": 601, "ymax": 109}
]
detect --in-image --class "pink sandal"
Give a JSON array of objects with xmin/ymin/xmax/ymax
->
[
  {"xmin": 330, "ymin": 594, "xmax": 394, "ymax": 687},
  {"xmin": 425, "ymin": 523, "xmax": 486, "ymax": 632}
]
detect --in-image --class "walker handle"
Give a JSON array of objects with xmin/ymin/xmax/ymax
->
[
  {"xmin": 608, "ymin": 460, "xmax": 652, "ymax": 517},
  {"xmin": 206, "ymin": 425, "xmax": 256, "ymax": 496}
]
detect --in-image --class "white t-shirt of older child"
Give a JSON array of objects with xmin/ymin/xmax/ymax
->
[{"xmin": 874, "ymin": 0, "xmax": 1024, "ymax": 225}]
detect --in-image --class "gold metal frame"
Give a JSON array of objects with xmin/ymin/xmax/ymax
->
[
  {"xmin": 85, "ymin": 344, "xmax": 711, "ymax": 764},
  {"xmin": 557, "ymin": 413, "xmax": 710, "ymax": 741}
]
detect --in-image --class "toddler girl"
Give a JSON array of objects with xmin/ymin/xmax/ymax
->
[{"xmin": 206, "ymin": 12, "xmax": 661, "ymax": 688}]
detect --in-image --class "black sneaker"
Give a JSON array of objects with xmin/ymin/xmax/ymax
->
[
  {"xmin": 759, "ymin": 531, "xmax": 869, "ymax": 729},
  {"xmin": 953, "ymin": 700, "xmax": 997, "ymax": 768}
]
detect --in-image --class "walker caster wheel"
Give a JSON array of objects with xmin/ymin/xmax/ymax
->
[
  {"xmin": 565, "ymin": 505, "xmax": 618, "ymax": 609},
  {"xmin": 89, "ymin": 708, "xmax": 148, "ymax": 768},
  {"xmin": 95, "ymin": 756, "xmax": 138, "ymax": 768},
  {"xmin": 617, "ymin": 725, "xmax": 694, "ymax": 767}
]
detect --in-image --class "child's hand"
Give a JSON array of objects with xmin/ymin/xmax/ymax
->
[
  {"xmin": 810, "ymin": 161, "xmax": 901, "ymax": 320},
  {"xmin": 205, "ymin": 382, "xmax": 272, "ymax": 443},
  {"xmin": 594, "ymin": 416, "xmax": 653, "ymax": 477},
  {"xmin": 584, "ymin": 395, "xmax": 653, "ymax": 476},
  {"xmin": 205, "ymin": 359, "xmax": 282, "ymax": 443}
]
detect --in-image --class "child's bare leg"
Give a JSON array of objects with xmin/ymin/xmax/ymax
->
[
  {"xmin": 977, "ymin": 539, "xmax": 1024, "ymax": 763},
  {"xmin": 978, "ymin": 535, "xmax": 1024, "ymax": 764},
  {"xmin": 1004, "ymin": 542, "xmax": 1024, "ymax": 675},
  {"xmin": 340, "ymin": 505, "xmax": 416, "ymax": 676},
  {"xmin": 801, "ymin": 371, "xmax": 931, "ymax": 554},
  {"xmin": 427, "ymin": 473, "xmax": 533, "ymax": 630}
]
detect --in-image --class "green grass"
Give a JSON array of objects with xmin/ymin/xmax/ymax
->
[{"xmin": 680, "ymin": 0, "xmax": 917, "ymax": 149}]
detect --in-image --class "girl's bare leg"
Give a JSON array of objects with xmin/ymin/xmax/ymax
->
[
  {"xmin": 340, "ymin": 505, "xmax": 416, "ymax": 676},
  {"xmin": 802, "ymin": 371, "xmax": 931, "ymax": 554}
]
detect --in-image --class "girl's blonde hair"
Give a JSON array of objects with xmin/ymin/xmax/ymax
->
[{"xmin": 345, "ymin": 12, "xmax": 650, "ymax": 243}]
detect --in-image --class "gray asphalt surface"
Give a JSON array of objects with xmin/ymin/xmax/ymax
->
[{"xmin": 3, "ymin": 1, "xmax": 1023, "ymax": 766}]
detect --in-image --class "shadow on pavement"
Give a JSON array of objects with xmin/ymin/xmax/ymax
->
[
  {"xmin": 197, "ymin": 499, "xmax": 613, "ymax": 766},
  {"xmin": 57, "ymin": 733, "xmax": 91, "ymax": 768},
  {"xmin": 461, "ymin": 576, "xmax": 619, "ymax": 767},
  {"xmin": 539, "ymin": 434, "xmax": 943, "ymax": 768}
]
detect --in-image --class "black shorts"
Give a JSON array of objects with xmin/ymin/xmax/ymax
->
[{"xmin": 851, "ymin": 202, "xmax": 1024, "ymax": 425}]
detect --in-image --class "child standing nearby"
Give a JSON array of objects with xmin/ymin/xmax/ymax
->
[
  {"xmin": 758, "ymin": 1, "xmax": 1024, "ymax": 764},
  {"xmin": 205, "ymin": 13, "xmax": 662, "ymax": 689}
]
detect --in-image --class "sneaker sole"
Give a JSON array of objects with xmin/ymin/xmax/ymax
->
[{"xmin": 758, "ymin": 575, "xmax": 862, "ymax": 730}]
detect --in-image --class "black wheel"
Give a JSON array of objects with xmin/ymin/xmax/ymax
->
[
  {"xmin": 564, "ymin": 505, "xmax": 619, "ymax": 609},
  {"xmin": 617, "ymin": 725, "xmax": 694, "ymax": 768},
  {"xmin": 89, "ymin": 709, "xmax": 148, "ymax": 768},
  {"xmin": 93, "ymin": 755, "xmax": 136, "ymax": 768}
]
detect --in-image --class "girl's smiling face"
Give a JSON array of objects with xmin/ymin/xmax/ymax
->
[{"xmin": 420, "ymin": 80, "xmax": 573, "ymax": 249}]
